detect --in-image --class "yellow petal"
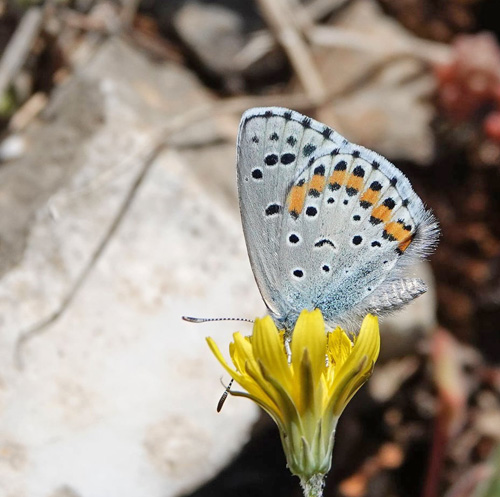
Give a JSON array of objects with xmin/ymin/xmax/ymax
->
[
  {"xmin": 252, "ymin": 316, "xmax": 292, "ymax": 390},
  {"xmin": 232, "ymin": 332, "xmax": 258, "ymax": 373},
  {"xmin": 327, "ymin": 327, "xmax": 352, "ymax": 371},
  {"xmin": 328, "ymin": 314, "xmax": 380, "ymax": 415},
  {"xmin": 291, "ymin": 309, "xmax": 327, "ymax": 389},
  {"xmin": 206, "ymin": 337, "xmax": 243, "ymax": 383}
]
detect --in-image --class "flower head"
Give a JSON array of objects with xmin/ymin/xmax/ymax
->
[{"xmin": 206, "ymin": 309, "xmax": 380, "ymax": 496}]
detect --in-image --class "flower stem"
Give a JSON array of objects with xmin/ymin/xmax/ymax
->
[{"xmin": 300, "ymin": 474, "xmax": 325, "ymax": 497}]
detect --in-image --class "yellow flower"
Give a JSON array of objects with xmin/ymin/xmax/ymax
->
[{"xmin": 206, "ymin": 309, "xmax": 380, "ymax": 497}]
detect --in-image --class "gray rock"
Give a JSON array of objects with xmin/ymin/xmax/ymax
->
[
  {"xmin": 0, "ymin": 38, "xmax": 261, "ymax": 497},
  {"xmin": 173, "ymin": 2, "xmax": 246, "ymax": 90},
  {"xmin": 314, "ymin": 0, "xmax": 436, "ymax": 164}
]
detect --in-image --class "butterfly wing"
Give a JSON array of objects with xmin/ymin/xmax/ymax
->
[{"xmin": 237, "ymin": 107, "xmax": 438, "ymax": 331}]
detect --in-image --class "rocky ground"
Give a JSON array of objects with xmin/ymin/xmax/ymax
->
[{"xmin": 0, "ymin": 1, "xmax": 499, "ymax": 497}]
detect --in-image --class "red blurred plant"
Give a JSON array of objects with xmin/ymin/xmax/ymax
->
[{"xmin": 434, "ymin": 33, "xmax": 500, "ymax": 142}]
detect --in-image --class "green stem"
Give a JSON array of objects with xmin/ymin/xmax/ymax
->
[{"xmin": 300, "ymin": 474, "xmax": 325, "ymax": 497}]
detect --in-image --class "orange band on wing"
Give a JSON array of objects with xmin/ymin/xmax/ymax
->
[
  {"xmin": 384, "ymin": 221, "xmax": 408, "ymax": 242},
  {"xmin": 328, "ymin": 170, "xmax": 346, "ymax": 188},
  {"xmin": 397, "ymin": 236, "xmax": 413, "ymax": 253},
  {"xmin": 360, "ymin": 189, "xmax": 380, "ymax": 206},
  {"xmin": 371, "ymin": 205, "xmax": 392, "ymax": 224},
  {"xmin": 288, "ymin": 184, "xmax": 307, "ymax": 217},
  {"xmin": 309, "ymin": 174, "xmax": 326, "ymax": 193},
  {"xmin": 345, "ymin": 174, "xmax": 364, "ymax": 193}
]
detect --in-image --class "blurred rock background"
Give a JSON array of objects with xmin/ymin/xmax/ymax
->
[{"xmin": 0, "ymin": 1, "xmax": 499, "ymax": 497}]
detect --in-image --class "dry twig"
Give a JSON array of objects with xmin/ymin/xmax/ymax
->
[
  {"xmin": 256, "ymin": 0, "xmax": 327, "ymax": 106},
  {"xmin": 0, "ymin": 8, "xmax": 43, "ymax": 97}
]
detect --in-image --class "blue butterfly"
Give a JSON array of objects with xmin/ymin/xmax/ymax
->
[{"xmin": 237, "ymin": 107, "xmax": 439, "ymax": 332}]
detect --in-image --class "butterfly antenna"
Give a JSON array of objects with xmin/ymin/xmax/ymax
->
[
  {"xmin": 217, "ymin": 378, "xmax": 234, "ymax": 412},
  {"xmin": 182, "ymin": 316, "xmax": 254, "ymax": 324}
]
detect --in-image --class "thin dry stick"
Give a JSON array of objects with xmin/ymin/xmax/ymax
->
[
  {"xmin": 0, "ymin": 8, "xmax": 43, "ymax": 96},
  {"xmin": 309, "ymin": 26, "xmax": 451, "ymax": 65},
  {"xmin": 120, "ymin": 0, "xmax": 141, "ymax": 28},
  {"xmin": 238, "ymin": 1, "xmax": 450, "ymax": 72},
  {"xmin": 256, "ymin": 0, "xmax": 327, "ymax": 106},
  {"xmin": 9, "ymin": 92, "xmax": 48, "ymax": 132},
  {"xmin": 306, "ymin": 0, "xmax": 352, "ymax": 20},
  {"xmin": 235, "ymin": 0, "xmax": 341, "ymax": 70}
]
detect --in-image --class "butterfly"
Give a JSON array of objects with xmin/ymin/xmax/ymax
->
[{"xmin": 237, "ymin": 107, "xmax": 439, "ymax": 332}]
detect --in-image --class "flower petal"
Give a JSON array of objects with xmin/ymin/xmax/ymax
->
[
  {"xmin": 252, "ymin": 316, "xmax": 292, "ymax": 390},
  {"xmin": 291, "ymin": 309, "xmax": 327, "ymax": 389},
  {"xmin": 206, "ymin": 337, "xmax": 243, "ymax": 383},
  {"xmin": 327, "ymin": 314, "xmax": 380, "ymax": 415}
]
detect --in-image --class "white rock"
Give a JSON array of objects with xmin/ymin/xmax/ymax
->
[
  {"xmin": 0, "ymin": 39, "xmax": 262, "ymax": 497},
  {"xmin": 0, "ymin": 134, "xmax": 26, "ymax": 162}
]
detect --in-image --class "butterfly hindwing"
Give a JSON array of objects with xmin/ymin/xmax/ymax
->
[{"xmin": 237, "ymin": 107, "xmax": 438, "ymax": 331}]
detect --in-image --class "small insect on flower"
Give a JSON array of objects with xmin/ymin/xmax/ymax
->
[
  {"xmin": 203, "ymin": 107, "xmax": 437, "ymax": 497},
  {"xmin": 207, "ymin": 309, "xmax": 380, "ymax": 497}
]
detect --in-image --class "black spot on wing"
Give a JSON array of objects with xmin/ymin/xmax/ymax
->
[
  {"xmin": 303, "ymin": 143, "xmax": 316, "ymax": 157},
  {"xmin": 265, "ymin": 154, "xmax": 279, "ymax": 166},
  {"xmin": 281, "ymin": 153, "xmax": 296, "ymax": 165},
  {"xmin": 383, "ymin": 198, "xmax": 396, "ymax": 210},
  {"xmin": 322, "ymin": 127, "xmax": 332, "ymax": 139},
  {"xmin": 353, "ymin": 166, "xmax": 365, "ymax": 177},
  {"xmin": 265, "ymin": 204, "xmax": 281, "ymax": 216},
  {"xmin": 314, "ymin": 239, "xmax": 335, "ymax": 248}
]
